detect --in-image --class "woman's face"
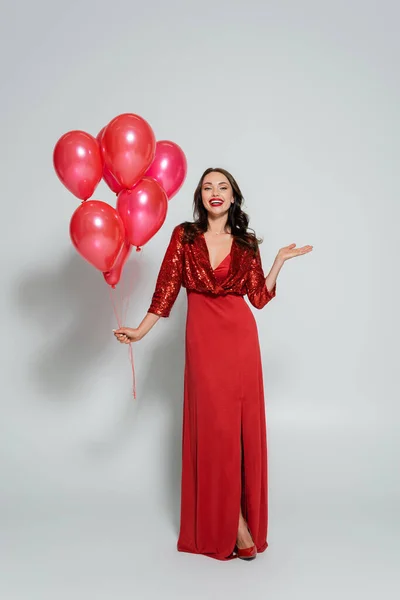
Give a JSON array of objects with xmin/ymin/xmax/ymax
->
[{"xmin": 201, "ymin": 171, "xmax": 234, "ymax": 215}]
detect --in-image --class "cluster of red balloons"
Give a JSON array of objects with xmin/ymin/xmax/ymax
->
[{"xmin": 53, "ymin": 113, "xmax": 187, "ymax": 287}]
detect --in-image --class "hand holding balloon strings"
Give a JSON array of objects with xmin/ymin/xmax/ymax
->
[{"xmin": 108, "ymin": 249, "xmax": 143, "ymax": 399}]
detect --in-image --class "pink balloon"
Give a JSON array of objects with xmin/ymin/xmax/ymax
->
[
  {"xmin": 53, "ymin": 131, "xmax": 102, "ymax": 200},
  {"xmin": 101, "ymin": 113, "xmax": 156, "ymax": 189},
  {"xmin": 145, "ymin": 140, "xmax": 187, "ymax": 199},
  {"xmin": 96, "ymin": 127, "xmax": 124, "ymax": 195},
  {"xmin": 117, "ymin": 177, "xmax": 168, "ymax": 248},
  {"xmin": 70, "ymin": 200, "xmax": 125, "ymax": 271},
  {"xmin": 103, "ymin": 239, "xmax": 132, "ymax": 287}
]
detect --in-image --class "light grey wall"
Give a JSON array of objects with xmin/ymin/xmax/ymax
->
[{"xmin": 1, "ymin": 0, "xmax": 398, "ymax": 598}]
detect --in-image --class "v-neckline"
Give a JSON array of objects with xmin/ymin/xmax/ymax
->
[{"xmin": 200, "ymin": 232, "xmax": 234, "ymax": 272}]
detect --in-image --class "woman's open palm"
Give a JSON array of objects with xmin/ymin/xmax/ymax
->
[{"xmin": 278, "ymin": 243, "xmax": 313, "ymax": 262}]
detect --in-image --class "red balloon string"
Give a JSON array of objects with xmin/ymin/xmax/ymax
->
[
  {"xmin": 109, "ymin": 286, "xmax": 122, "ymax": 328},
  {"xmin": 109, "ymin": 284, "xmax": 137, "ymax": 400},
  {"xmin": 128, "ymin": 343, "xmax": 136, "ymax": 400},
  {"xmin": 121, "ymin": 255, "xmax": 136, "ymax": 325}
]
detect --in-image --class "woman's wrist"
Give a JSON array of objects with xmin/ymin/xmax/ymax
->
[
  {"xmin": 137, "ymin": 312, "xmax": 161, "ymax": 338},
  {"xmin": 274, "ymin": 255, "xmax": 285, "ymax": 268},
  {"xmin": 137, "ymin": 324, "xmax": 150, "ymax": 339}
]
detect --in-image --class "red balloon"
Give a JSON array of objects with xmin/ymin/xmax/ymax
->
[
  {"xmin": 103, "ymin": 239, "xmax": 132, "ymax": 287},
  {"xmin": 117, "ymin": 177, "xmax": 168, "ymax": 248},
  {"xmin": 70, "ymin": 200, "xmax": 125, "ymax": 271},
  {"xmin": 53, "ymin": 131, "xmax": 102, "ymax": 200},
  {"xmin": 145, "ymin": 140, "xmax": 187, "ymax": 199},
  {"xmin": 101, "ymin": 113, "xmax": 156, "ymax": 189},
  {"xmin": 96, "ymin": 127, "xmax": 124, "ymax": 195}
]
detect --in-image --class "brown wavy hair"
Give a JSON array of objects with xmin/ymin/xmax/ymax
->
[{"xmin": 181, "ymin": 167, "xmax": 262, "ymax": 252}]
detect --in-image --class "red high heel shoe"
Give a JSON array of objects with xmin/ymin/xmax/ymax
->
[
  {"xmin": 235, "ymin": 524, "xmax": 257, "ymax": 561},
  {"xmin": 236, "ymin": 543, "xmax": 257, "ymax": 560}
]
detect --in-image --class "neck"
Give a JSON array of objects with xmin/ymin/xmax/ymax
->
[{"xmin": 207, "ymin": 216, "xmax": 230, "ymax": 235}]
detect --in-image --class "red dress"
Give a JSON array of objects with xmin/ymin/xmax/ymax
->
[{"xmin": 148, "ymin": 224, "xmax": 276, "ymax": 561}]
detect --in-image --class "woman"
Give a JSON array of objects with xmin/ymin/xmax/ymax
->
[{"xmin": 114, "ymin": 167, "xmax": 313, "ymax": 561}]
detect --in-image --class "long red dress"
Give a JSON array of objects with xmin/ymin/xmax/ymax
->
[{"xmin": 148, "ymin": 224, "xmax": 276, "ymax": 561}]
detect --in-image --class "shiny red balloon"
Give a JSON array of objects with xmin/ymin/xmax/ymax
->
[
  {"xmin": 145, "ymin": 140, "xmax": 187, "ymax": 199},
  {"xmin": 101, "ymin": 113, "xmax": 156, "ymax": 189},
  {"xmin": 53, "ymin": 131, "xmax": 102, "ymax": 200},
  {"xmin": 103, "ymin": 239, "xmax": 132, "ymax": 287},
  {"xmin": 117, "ymin": 177, "xmax": 168, "ymax": 248},
  {"xmin": 70, "ymin": 200, "xmax": 125, "ymax": 271},
  {"xmin": 96, "ymin": 127, "xmax": 124, "ymax": 195}
]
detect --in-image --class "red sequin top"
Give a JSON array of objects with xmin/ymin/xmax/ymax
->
[{"xmin": 148, "ymin": 223, "xmax": 277, "ymax": 318}]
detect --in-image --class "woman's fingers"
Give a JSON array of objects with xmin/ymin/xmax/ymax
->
[
  {"xmin": 113, "ymin": 329, "xmax": 130, "ymax": 342},
  {"xmin": 114, "ymin": 327, "xmax": 129, "ymax": 335},
  {"xmin": 113, "ymin": 329, "xmax": 134, "ymax": 344},
  {"xmin": 114, "ymin": 332, "xmax": 128, "ymax": 343}
]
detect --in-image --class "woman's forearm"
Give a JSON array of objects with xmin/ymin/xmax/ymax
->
[
  {"xmin": 265, "ymin": 256, "xmax": 284, "ymax": 293},
  {"xmin": 138, "ymin": 312, "xmax": 161, "ymax": 337}
]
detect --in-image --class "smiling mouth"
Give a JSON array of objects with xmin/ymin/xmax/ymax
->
[{"xmin": 210, "ymin": 198, "xmax": 223, "ymax": 206}]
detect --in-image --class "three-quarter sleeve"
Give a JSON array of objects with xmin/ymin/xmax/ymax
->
[
  {"xmin": 245, "ymin": 247, "xmax": 276, "ymax": 309},
  {"xmin": 147, "ymin": 225, "xmax": 184, "ymax": 318}
]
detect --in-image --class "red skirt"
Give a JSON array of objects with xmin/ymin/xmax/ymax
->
[{"xmin": 177, "ymin": 254, "xmax": 269, "ymax": 560}]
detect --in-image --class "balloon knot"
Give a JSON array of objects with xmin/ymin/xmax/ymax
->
[{"xmin": 136, "ymin": 246, "xmax": 142, "ymax": 252}]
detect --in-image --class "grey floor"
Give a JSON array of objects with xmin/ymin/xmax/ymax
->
[{"xmin": 1, "ymin": 496, "xmax": 397, "ymax": 600}]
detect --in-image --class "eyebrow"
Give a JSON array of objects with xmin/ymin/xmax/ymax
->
[{"xmin": 202, "ymin": 181, "xmax": 228, "ymax": 185}]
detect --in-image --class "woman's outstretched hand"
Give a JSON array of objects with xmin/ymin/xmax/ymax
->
[
  {"xmin": 277, "ymin": 243, "xmax": 313, "ymax": 263},
  {"xmin": 113, "ymin": 327, "xmax": 143, "ymax": 344}
]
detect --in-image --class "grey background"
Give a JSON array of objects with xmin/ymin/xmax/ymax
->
[{"xmin": 1, "ymin": 0, "xmax": 398, "ymax": 598}]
